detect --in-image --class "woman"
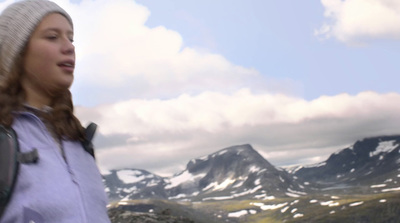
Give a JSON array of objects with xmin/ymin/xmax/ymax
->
[{"xmin": 0, "ymin": 0, "xmax": 110, "ymax": 222}]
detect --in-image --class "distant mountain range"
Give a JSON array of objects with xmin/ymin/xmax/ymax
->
[
  {"xmin": 103, "ymin": 135, "xmax": 400, "ymax": 202},
  {"xmin": 292, "ymin": 135, "xmax": 400, "ymax": 193}
]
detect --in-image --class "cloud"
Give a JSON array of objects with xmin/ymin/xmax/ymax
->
[
  {"xmin": 31, "ymin": 0, "xmax": 299, "ymax": 106},
  {"xmin": 316, "ymin": 0, "xmax": 400, "ymax": 44},
  {"xmin": 0, "ymin": 0, "xmax": 301, "ymax": 105},
  {"xmin": 76, "ymin": 91, "xmax": 400, "ymax": 176}
]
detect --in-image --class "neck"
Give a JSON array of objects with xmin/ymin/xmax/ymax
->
[
  {"xmin": 21, "ymin": 79, "xmax": 53, "ymax": 109},
  {"xmin": 25, "ymin": 93, "xmax": 52, "ymax": 109}
]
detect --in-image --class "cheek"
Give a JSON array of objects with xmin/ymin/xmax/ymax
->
[{"xmin": 25, "ymin": 44, "xmax": 55, "ymax": 72}]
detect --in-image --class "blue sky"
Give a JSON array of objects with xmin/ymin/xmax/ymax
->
[
  {"xmin": 137, "ymin": 0, "xmax": 400, "ymax": 100},
  {"xmin": 1, "ymin": 0, "xmax": 399, "ymax": 176}
]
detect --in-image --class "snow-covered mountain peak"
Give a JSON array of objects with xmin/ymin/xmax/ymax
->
[{"xmin": 161, "ymin": 144, "xmax": 306, "ymax": 201}]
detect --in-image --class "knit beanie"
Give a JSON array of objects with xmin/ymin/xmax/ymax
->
[{"xmin": 0, "ymin": 0, "xmax": 73, "ymax": 84}]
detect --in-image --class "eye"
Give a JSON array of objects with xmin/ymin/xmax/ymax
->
[
  {"xmin": 46, "ymin": 34, "xmax": 58, "ymax": 40},
  {"xmin": 68, "ymin": 33, "xmax": 75, "ymax": 43}
]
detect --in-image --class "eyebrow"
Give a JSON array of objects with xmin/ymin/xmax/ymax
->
[{"xmin": 41, "ymin": 27, "xmax": 74, "ymax": 35}]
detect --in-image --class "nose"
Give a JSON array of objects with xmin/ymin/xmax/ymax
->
[{"xmin": 61, "ymin": 38, "xmax": 75, "ymax": 55}]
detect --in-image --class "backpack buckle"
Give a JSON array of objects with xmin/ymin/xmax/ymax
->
[{"xmin": 17, "ymin": 149, "xmax": 39, "ymax": 164}]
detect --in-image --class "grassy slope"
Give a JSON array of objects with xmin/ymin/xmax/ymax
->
[
  {"xmin": 109, "ymin": 192, "xmax": 400, "ymax": 222},
  {"xmin": 284, "ymin": 193, "xmax": 400, "ymax": 223},
  {"xmin": 194, "ymin": 192, "xmax": 400, "ymax": 223}
]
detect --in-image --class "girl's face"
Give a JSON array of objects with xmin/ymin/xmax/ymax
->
[{"xmin": 22, "ymin": 13, "xmax": 74, "ymax": 101}]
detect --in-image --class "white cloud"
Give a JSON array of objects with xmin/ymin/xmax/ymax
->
[
  {"xmin": 78, "ymin": 90, "xmax": 399, "ymax": 135},
  {"xmin": 316, "ymin": 0, "xmax": 400, "ymax": 44},
  {"xmin": 76, "ymin": 91, "xmax": 400, "ymax": 176},
  {"xmin": 39, "ymin": 0, "xmax": 294, "ymax": 105},
  {"xmin": 0, "ymin": 0, "xmax": 301, "ymax": 104}
]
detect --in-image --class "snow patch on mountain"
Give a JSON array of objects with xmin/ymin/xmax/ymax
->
[
  {"xmin": 254, "ymin": 194, "xmax": 275, "ymax": 200},
  {"xmin": 218, "ymin": 150, "xmax": 227, "ymax": 156},
  {"xmin": 287, "ymin": 188, "xmax": 307, "ymax": 196},
  {"xmin": 117, "ymin": 170, "xmax": 151, "ymax": 184},
  {"xmin": 228, "ymin": 210, "xmax": 254, "ymax": 218},
  {"xmin": 232, "ymin": 179, "xmax": 246, "ymax": 188},
  {"xmin": 250, "ymin": 201, "xmax": 288, "ymax": 211},
  {"xmin": 203, "ymin": 185, "xmax": 264, "ymax": 201},
  {"xmin": 371, "ymin": 184, "xmax": 386, "ymax": 188},
  {"xmin": 370, "ymin": 140, "xmax": 399, "ymax": 157},
  {"xmin": 320, "ymin": 200, "xmax": 340, "ymax": 207},
  {"xmin": 382, "ymin": 187, "xmax": 400, "ymax": 192},
  {"xmin": 349, "ymin": 201, "xmax": 364, "ymax": 207},
  {"xmin": 123, "ymin": 187, "xmax": 137, "ymax": 194},
  {"xmin": 249, "ymin": 165, "xmax": 261, "ymax": 173},
  {"xmin": 203, "ymin": 178, "xmax": 236, "ymax": 191},
  {"xmin": 165, "ymin": 170, "xmax": 206, "ymax": 189},
  {"xmin": 293, "ymin": 213, "xmax": 304, "ymax": 218}
]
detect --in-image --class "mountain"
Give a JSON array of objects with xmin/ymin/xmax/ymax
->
[
  {"xmin": 104, "ymin": 135, "xmax": 400, "ymax": 202},
  {"xmin": 103, "ymin": 169, "xmax": 167, "ymax": 201},
  {"xmin": 104, "ymin": 136, "xmax": 400, "ymax": 222},
  {"xmin": 291, "ymin": 135, "xmax": 400, "ymax": 193},
  {"xmin": 164, "ymin": 144, "xmax": 306, "ymax": 201},
  {"xmin": 104, "ymin": 144, "xmax": 307, "ymax": 202}
]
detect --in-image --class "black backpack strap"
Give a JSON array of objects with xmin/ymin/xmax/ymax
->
[
  {"xmin": 0, "ymin": 126, "xmax": 19, "ymax": 220},
  {"xmin": 82, "ymin": 122, "xmax": 97, "ymax": 159}
]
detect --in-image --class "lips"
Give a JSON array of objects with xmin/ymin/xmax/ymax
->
[{"xmin": 58, "ymin": 60, "xmax": 75, "ymax": 73}]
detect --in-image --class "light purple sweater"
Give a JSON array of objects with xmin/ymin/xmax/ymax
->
[{"xmin": 0, "ymin": 111, "xmax": 110, "ymax": 223}]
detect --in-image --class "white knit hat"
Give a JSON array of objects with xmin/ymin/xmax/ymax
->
[{"xmin": 0, "ymin": 0, "xmax": 73, "ymax": 82}]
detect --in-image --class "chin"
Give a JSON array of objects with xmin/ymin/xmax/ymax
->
[{"xmin": 52, "ymin": 83, "xmax": 73, "ymax": 94}]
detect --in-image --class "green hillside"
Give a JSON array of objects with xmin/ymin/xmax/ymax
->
[{"xmin": 108, "ymin": 191, "xmax": 400, "ymax": 222}]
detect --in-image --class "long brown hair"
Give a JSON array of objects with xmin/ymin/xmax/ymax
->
[{"xmin": 0, "ymin": 50, "xmax": 85, "ymax": 141}]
